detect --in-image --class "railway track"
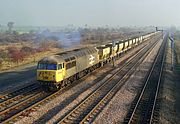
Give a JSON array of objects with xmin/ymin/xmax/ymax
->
[
  {"xmin": 0, "ymin": 35, "xmax": 161, "ymax": 124},
  {"xmin": 55, "ymin": 36, "xmax": 162, "ymax": 124},
  {"xmin": 0, "ymin": 47, "xmax": 141, "ymax": 123},
  {"xmin": 124, "ymin": 33, "xmax": 167, "ymax": 124},
  {"xmin": 0, "ymin": 89, "xmax": 50, "ymax": 123},
  {"xmin": 0, "ymin": 86, "xmax": 40, "ymax": 113},
  {"xmin": 0, "ymin": 83, "xmax": 39, "ymax": 103}
]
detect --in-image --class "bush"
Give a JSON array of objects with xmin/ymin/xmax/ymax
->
[
  {"xmin": 0, "ymin": 51, "xmax": 9, "ymax": 59},
  {"xmin": 36, "ymin": 47, "xmax": 45, "ymax": 52},
  {"xmin": 7, "ymin": 46, "xmax": 18, "ymax": 54},
  {"xmin": 21, "ymin": 46, "xmax": 33, "ymax": 52},
  {"xmin": 20, "ymin": 46, "xmax": 35, "ymax": 55},
  {"xmin": 10, "ymin": 50, "xmax": 25, "ymax": 63},
  {"xmin": 7, "ymin": 46, "xmax": 25, "ymax": 63}
]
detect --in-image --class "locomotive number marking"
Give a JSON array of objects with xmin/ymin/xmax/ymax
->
[{"xmin": 89, "ymin": 55, "xmax": 95, "ymax": 65}]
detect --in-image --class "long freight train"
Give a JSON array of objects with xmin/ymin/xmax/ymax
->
[{"xmin": 37, "ymin": 31, "xmax": 161, "ymax": 90}]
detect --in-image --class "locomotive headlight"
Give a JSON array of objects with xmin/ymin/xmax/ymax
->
[{"xmin": 53, "ymin": 73, "xmax": 56, "ymax": 80}]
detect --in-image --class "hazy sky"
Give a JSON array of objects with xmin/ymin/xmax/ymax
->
[{"xmin": 0, "ymin": 0, "xmax": 179, "ymax": 27}]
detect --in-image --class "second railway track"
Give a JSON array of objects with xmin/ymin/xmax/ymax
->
[
  {"xmin": 124, "ymin": 33, "xmax": 167, "ymax": 124},
  {"xmin": 0, "ymin": 83, "xmax": 39, "ymax": 103},
  {"xmin": 0, "ymin": 88, "xmax": 50, "ymax": 123}
]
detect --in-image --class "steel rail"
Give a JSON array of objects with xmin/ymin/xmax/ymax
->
[{"xmin": 57, "ymin": 36, "xmax": 161, "ymax": 124}]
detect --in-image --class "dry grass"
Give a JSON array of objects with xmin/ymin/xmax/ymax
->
[
  {"xmin": 0, "ymin": 48, "xmax": 60, "ymax": 71},
  {"xmin": 0, "ymin": 43, "xmax": 92, "ymax": 71},
  {"xmin": 0, "ymin": 42, "xmax": 32, "ymax": 50}
]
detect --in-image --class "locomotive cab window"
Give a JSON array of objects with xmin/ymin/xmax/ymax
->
[
  {"xmin": 37, "ymin": 63, "xmax": 46, "ymax": 69},
  {"xmin": 46, "ymin": 64, "xmax": 57, "ymax": 70},
  {"xmin": 66, "ymin": 61, "xmax": 76, "ymax": 69},
  {"xmin": 57, "ymin": 64, "xmax": 62, "ymax": 70},
  {"xmin": 37, "ymin": 63, "xmax": 57, "ymax": 70}
]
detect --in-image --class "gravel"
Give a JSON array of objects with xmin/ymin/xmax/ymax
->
[
  {"xmin": 0, "ymin": 78, "xmax": 36, "ymax": 95},
  {"xmin": 93, "ymin": 39, "xmax": 163, "ymax": 124},
  {"xmin": 15, "ymin": 38, "xmax": 155, "ymax": 124}
]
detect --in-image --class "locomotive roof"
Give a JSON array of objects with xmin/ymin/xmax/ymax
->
[
  {"xmin": 39, "ymin": 55, "xmax": 65, "ymax": 64},
  {"xmin": 97, "ymin": 45, "xmax": 109, "ymax": 49},
  {"xmin": 39, "ymin": 47, "xmax": 98, "ymax": 64}
]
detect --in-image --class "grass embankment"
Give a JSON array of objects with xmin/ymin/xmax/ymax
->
[
  {"xmin": 159, "ymin": 34, "xmax": 180, "ymax": 124},
  {"xmin": 174, "ymin": 38, "xmax": 180, "ymax": 122}
]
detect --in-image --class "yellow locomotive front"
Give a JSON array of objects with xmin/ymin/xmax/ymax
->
[{"xmin": 37, "ymin": 56, "xmax": 65, "ymax": 88}]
